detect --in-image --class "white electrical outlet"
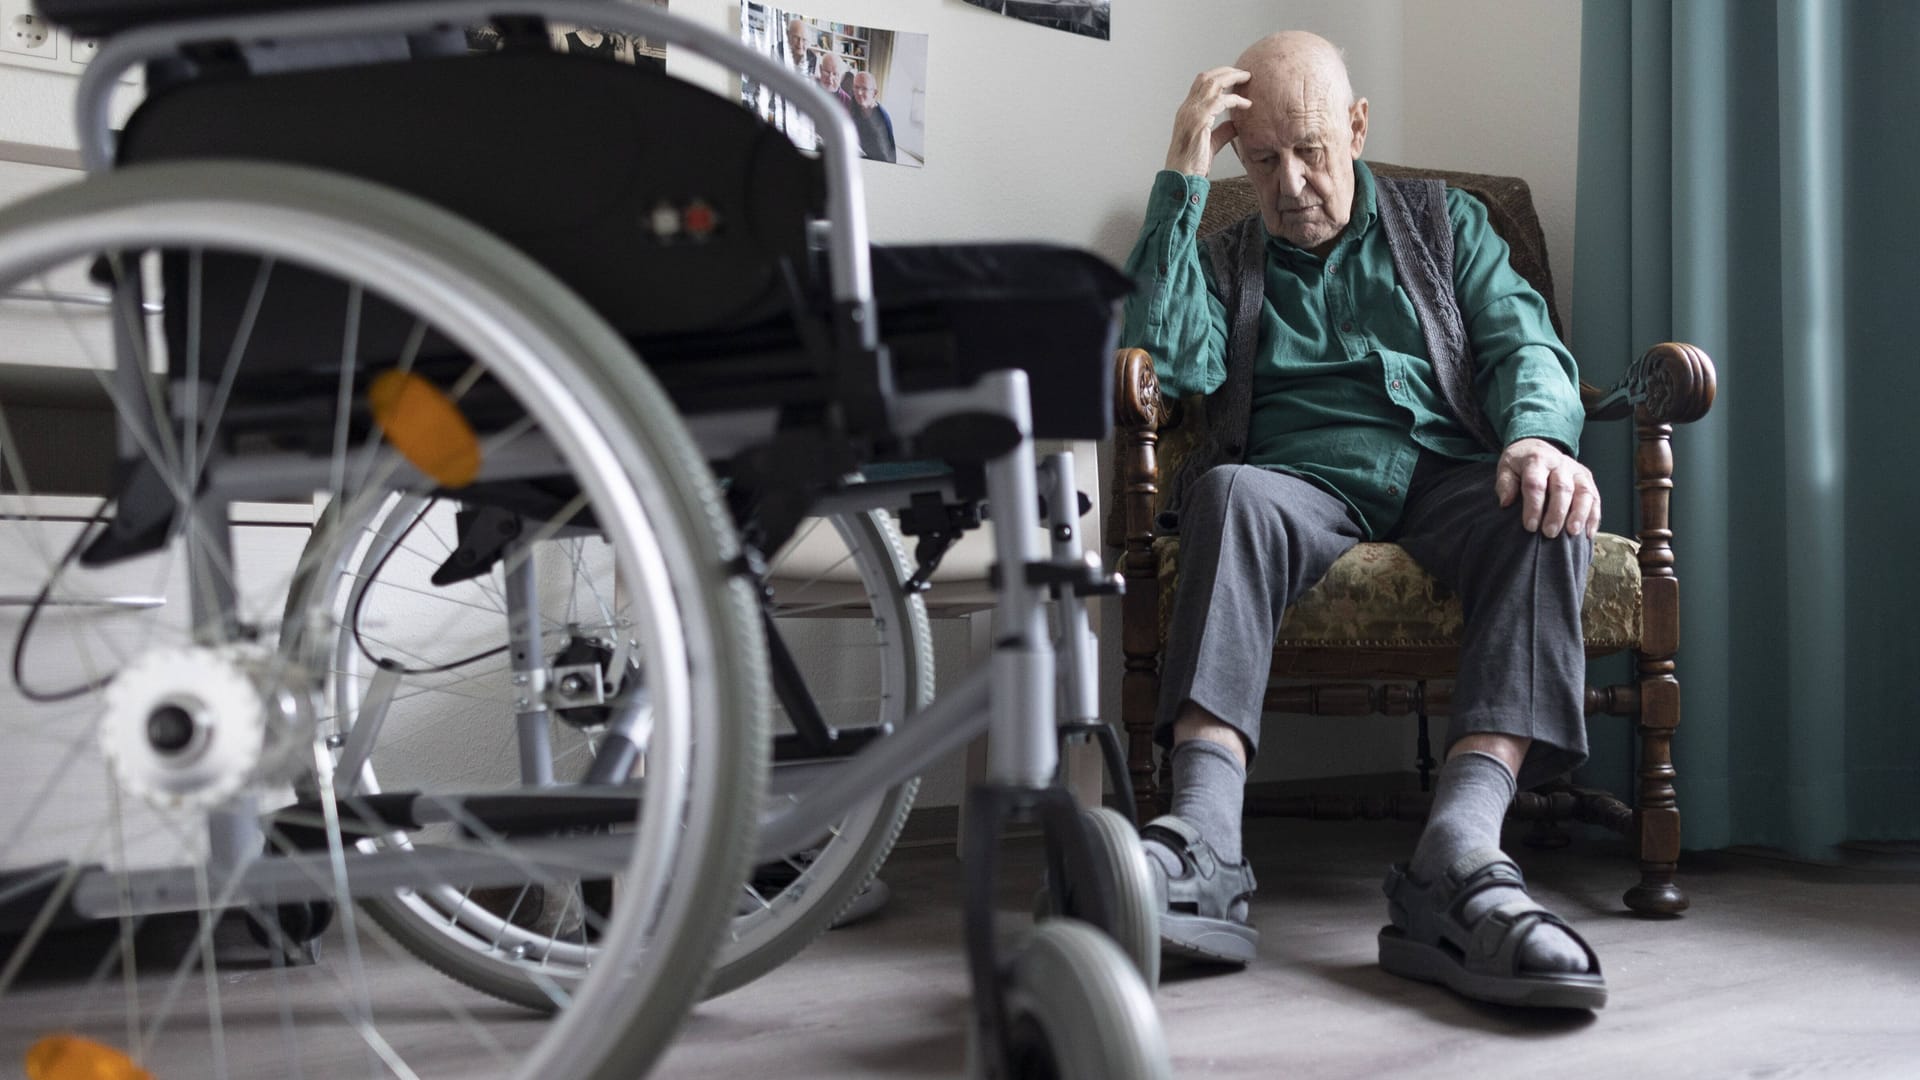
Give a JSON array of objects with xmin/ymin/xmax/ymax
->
[
  {"xmin": 0, "ymin": 4, "xmax": 136, "ymax": 82},
  {"xmin": 66, "ymin": 31, "xmax": 98, "ymax": 66},
  {"xmin": 3, "ymin": 3, "xmax": 55, "ymax": 58}
]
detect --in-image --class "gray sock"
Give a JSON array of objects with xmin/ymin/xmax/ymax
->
[
  {"xmin": 1409, "ymin": 750, "xmax": 1589, "ymax": 975},
  {"xmin": 1142, "ymin": 740, "xmax": 1249, "ymax": 922}
]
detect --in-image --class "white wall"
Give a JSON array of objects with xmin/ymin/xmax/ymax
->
[
  {"xmin": 0, "ymin": 0, "xmax": 1586, "ymax": 799},
  {"xmin": 1400, "ymin": 0, "xmax": 1584, "ymax": 329},
  {"xmin": 0, "ymin": 0, "xmax": 1578, "ymax": 299},
  {"xmin": 656, "ymin": 0, "xmax": 1408, "ymax": 265}
]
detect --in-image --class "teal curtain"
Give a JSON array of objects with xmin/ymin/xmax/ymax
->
[{"xmin": 1573, "ymin": 0, "xmax": 1920, "ymax": 858}]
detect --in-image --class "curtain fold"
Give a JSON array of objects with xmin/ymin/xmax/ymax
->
[{"xmin": 1574, "ymin": 0, "xmax": 1920, "ymax": 858}]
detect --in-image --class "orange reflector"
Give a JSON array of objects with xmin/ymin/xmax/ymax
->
[
  {"xmin": 26, "ymin": 1034, "xmax": 152, "ymax": 1080},
  {"xmin": 367, "ymin": 370, "xmax": 482, "ymax": 488}
]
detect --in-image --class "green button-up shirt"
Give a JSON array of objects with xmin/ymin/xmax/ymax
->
[{"xmin": 1119, "ymin": 160, "xmax": 1584, "ymax": 538}]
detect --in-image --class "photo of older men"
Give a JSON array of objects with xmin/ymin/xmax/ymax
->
[{"xmin": 739, "ymin": 3, "xmax": 929, "ymax": 168}]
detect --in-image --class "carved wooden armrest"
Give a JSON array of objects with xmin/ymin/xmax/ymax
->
[
  {"xmin": 1112, "ymin": 348, "xmax": 1168, "ymax": 817},
  {"xmin": 1582, "ymin": 342, "xmax": 1718, "ymax": 425},
  {"xmin": 1114, "ymin": 348, "xmax": 1164, "ymax": 436},
  {"xmin": 1112, "ymin": 348, "xmax": 1166, "ymax": 546}
]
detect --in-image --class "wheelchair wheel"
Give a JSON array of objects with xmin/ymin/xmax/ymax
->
[
  {"xmin": 0, "ymin": 162, "xmax": 767, "ymax": 1080},
  {"xmin": 292, "ymin": 493, "xmax": 657, "ymax": 1012},
  {"xmin": 994, "ymin": 921, "xmax": 1172, "ymax": 1080},
  {"xmin": 713, "ymin": 506, "xmax": 932, "ymax": 996},
  {"xmin": 1036, "ymin": 808, "xmax": 1161, "ymax": 990},
  {"xmin": 303, "ymin": 499, "xmax": 929, "ymax": 1004}
]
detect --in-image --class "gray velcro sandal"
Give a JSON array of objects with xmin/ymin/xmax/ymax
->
[
  {"xmin": 1140, "ymin": 814, "xmax": 1259, "ymax": 966},
  {"xmin": 1378, "ymin": 848, "xmax": 1607, "ymax": 1010}
]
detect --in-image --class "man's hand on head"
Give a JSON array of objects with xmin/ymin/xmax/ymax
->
[
  {"xmin": 1167, "ymin": 67, "xmax": 1253, "ymax": 177},
  {"xmin": 1495, "ymin": 438, "xmax": 1600, "ymax": 539}
]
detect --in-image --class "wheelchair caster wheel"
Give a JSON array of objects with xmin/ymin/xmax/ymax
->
[
  {"xmin": 245, "ymin": 900, "xmax": 334, "ymax": 965},
  {"xmin": 985, "ymin": 921, "xmax": 1172, "ymax": 1079},
  {"xmin": 1034, "ymin": 807, "xmax": 1159, "ymax": 989}
]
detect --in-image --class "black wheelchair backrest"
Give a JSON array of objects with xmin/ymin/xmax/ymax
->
[{"xmin": 117, "ymin": 48, "xmax": 827, "ymax": 361}]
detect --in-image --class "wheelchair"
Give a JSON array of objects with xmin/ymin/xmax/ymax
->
[{"xmin": 0, "ymin": 2, "xmax": 1168, "ymax": 1077}]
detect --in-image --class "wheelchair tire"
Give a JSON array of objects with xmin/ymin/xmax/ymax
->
[
  {"xmin": 306, "ymin": 501, "xmax": 930, "ymax": 1006},
  {"xmin": 707, "ymin": 505, "xmax": 932, "ymax": 997},
  {"xmin": 0, "ymin": 161, "xmax": 767, "ymax": 1080},
  {"xmin": 1036, "ymin": 807, "xmax": 1161, "ymax": 991},
  {"xmin": 994, "ymin": 920, "xmax": 1173, "ymax": 1080}
]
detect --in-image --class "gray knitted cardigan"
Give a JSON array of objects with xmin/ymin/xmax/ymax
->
[{"xmin": 1158, "ymin": 176, "xmax": 1502, "ymax": 531}]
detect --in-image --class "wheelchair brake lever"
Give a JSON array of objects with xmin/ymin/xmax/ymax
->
[{"xmin": 902, "ymin": 532, "xmax": 958, "ymax": 594}]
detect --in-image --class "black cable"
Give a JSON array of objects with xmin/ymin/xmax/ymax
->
[
  {"xmin": 348, "ymin": 497, "xmax": 511, "ymax": 676},
  {"xmin": 11, "ymin": 501, "xmax": 119, "ymax": 704}
]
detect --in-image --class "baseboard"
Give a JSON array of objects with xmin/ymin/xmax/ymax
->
[
  {"xmin": 1247, "ymin": 771, "xmax": 1424, "ymax": 800},
  {"xmin": 896, "ymin": 772, "xmax": 1425, "ymax": 846},
  {"xmin": 894, "ymin": 804, "xmax": 962, "ymax": 849}
]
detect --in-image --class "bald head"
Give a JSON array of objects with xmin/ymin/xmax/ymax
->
[
  {"xmin": 1235, "ymin": 31, "xmax": 1353, "ymax": 116},
  {"xmin": 1229, "ymin": 30, "xmax": 1369, "ymax": 253}
]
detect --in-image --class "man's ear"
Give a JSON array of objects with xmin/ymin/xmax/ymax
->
[{"xmin": 1349, "ymin": 97, "xmax": 1370, "ymax": 159}]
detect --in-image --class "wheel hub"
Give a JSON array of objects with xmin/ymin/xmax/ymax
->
[{"xmin": 99, "ymin": 645, "xmax": 314, "ymax": 809}]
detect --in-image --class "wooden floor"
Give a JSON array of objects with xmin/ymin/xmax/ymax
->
[{"xmin": 8, "ymin": 817, "xmax": 1920, "ymax": 1078}]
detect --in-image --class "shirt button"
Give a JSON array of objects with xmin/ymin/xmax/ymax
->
[
  {"xmin": 1341, "ymin": 321, "xmax": 1354, "ymax": 332},
  {"xmin": 1190, "ymin": 194, "xmax": 1201, "ymax": 205},
  {"xmin": 1388, "ymin": 485, "xmax": 1401, "ymax": 496},
  {"xmin": 1327, "ymin": 261, "xmax": 1338, "ymax": 273},
  {"xmin": 1390, "ymin": 379, "xmax": 1403, "ymax": 390}
]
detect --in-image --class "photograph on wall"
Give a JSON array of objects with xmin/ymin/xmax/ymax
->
[
  {"xmin": 464, "ymin": 1, "xmax": 670, "ymax": 68},
  {"xmin": 961, "ymin": 0, "xmax": 1109, "ymax": 41},
  {"xmin": 739, "ymin": 3, "xmax": 931, "ymax": 168}
]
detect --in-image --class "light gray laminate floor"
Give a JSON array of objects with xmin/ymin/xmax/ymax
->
[
  {"xmin": 659, "ymin": 818, "xmax": 1920, "ymax": 1079},
  {"xmin": 6, "ymin": 817, "xmax": 1918, "ymax": 1078}
]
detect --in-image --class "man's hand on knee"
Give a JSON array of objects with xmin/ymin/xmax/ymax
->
[
  {"xmin": 1166, "ymin": 67, "xmax": 1253, "ymax": 176},
  {"xmin": 1495, "ymin": 437, "xmax": 1600, "ymax": 539}
]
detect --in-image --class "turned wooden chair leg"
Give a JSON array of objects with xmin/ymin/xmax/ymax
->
[{"xmin": 1625, "ymin": 666, "xmax": 1689, "ymax": 915}]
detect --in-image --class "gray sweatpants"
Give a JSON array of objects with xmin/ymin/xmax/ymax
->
[{"xmin": 1156, "ymin": 455, "xmax": 1592, "ymax": 790}]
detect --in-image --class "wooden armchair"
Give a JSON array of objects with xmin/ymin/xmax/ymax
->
[{"xmin": 1106, "ymin": 164, "xmax": 1717, "ymax": 916}]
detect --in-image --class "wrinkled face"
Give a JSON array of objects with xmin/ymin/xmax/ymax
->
[
  {"xmin": 785, "ymin": 20, "xmax": 806, "ymax": 60},
  {"xmin": 816, "ymin": 53, "xmax": 840, "ymax": 89},
  {"xmin": 853, "ymin": 74, "xmax": 878, "ymax": 109},
  {"xmin": 1234, "ymin": 77, "xmax": 1367, "ymax": 252}
]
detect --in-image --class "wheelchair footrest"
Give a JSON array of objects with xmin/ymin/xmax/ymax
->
[
  {"xmin": 264, "ymin": 789, "xmax": 643, "ymax": 849},
  {"xmin": 771, "ymin": 724, "xmax": 891, "ymax": 763}
]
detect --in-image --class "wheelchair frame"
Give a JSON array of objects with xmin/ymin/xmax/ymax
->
[{"xmin": 31, "ymin": 2, "xmax": 1165, "ymax": 1075}]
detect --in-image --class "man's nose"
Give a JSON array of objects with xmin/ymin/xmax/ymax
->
[{"xmin": 1278, "ymin": 158, "xmax": 1309, "ymax": 198}]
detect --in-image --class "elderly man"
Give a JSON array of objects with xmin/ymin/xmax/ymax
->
[
  {"xmin": 778, "ymin": 15, "xmax": 812, "ymax": 74},
  {"xmin": 1120, "ymin": 30, "xmax": 1606, "ymax": 1010},
  {"xmin": 757, "ymin": 16, "xmax": 817, "ymax": 148},
  {"xmin": 849, "ymin": 71, "xmax": 898, "ymax": 163},
  {"xmin": 815, "ymin": 50, "xmax": 853, "ymax": 110}
]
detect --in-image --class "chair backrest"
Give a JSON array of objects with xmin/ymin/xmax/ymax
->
[
  {"xmin": 116, "ymin": 48, "xmax": 826, "ymax": 386},
  {"xmin": 1197, "ymin": 163, "xmax": 1562, "ymax": 338}
]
